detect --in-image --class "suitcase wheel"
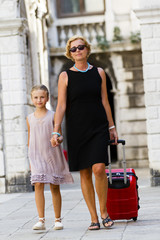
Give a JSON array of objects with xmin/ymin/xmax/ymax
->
[{"xmin": 133, "ymin": 217, "xmax": 137, "ymax": 221}]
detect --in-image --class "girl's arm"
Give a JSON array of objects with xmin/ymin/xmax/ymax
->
[
  {"xmin": 26, "ymin": 117, "xmax": 30, "ymax": 147},
  {"xmin": 26, "ymin": 117, "xmax": 31, "ymax": 170},
  {"xmin": 51, "ymin": 71, "xmax": 68, "ymax": 147},
  {"xmin": 98, "ymin": 67, "xmax": 118, "ymax": 144}
]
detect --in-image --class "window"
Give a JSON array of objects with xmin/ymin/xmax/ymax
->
[{"xmin": 57, "ymin": 0, "xmax": 105, "ymax": 18}]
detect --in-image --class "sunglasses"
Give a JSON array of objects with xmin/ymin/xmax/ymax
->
[{"xmin": 69, "ymin": 45, "xmax": 86, "ymax": 53}]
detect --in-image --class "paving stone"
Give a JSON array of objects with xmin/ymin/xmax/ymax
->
[{"xmin": 0, "ymin": 169, "xmax": 160, "ymax": 240}]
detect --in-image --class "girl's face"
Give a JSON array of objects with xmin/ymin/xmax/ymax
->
[
  {"xmin": 70, "ymin": 39, "xmax": 88, "ymax": 62},
  {"xmin": 31, "ymin": 89, "xmax": 48, "ymax": 109}
]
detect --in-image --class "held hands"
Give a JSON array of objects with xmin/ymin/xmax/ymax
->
[{"xmin": 50, "ymin": 134, "xmax": 63, "ymax": 147}]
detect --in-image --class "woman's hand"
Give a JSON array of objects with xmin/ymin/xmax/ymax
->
[
  {"xmin": 57, "ymin": 135, "xmax": 63, "ymax": 144},
  {"xmin": 50, "ymin": 134, "xmax": 62, "ymax": 147},
  {"xmin": 109, "ymin": 128, "xmax": 118, "ymax": 145}
]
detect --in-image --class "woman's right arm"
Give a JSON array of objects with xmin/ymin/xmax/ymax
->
[{"xmin": 51, "ymin": 71, "xmax": 68, "ymax": 147}]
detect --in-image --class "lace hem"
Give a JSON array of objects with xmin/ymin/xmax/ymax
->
[{"xmin": 31, "ymin": 173, "xmax": 73, "ymax": 185}]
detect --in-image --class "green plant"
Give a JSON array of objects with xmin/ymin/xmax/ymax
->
[
  {"xmin": 113, "ymin": 26, "xmax": 123, "ymax": 42},
  {"xmin": 130, "ymin": 31, "xmax": 141, "ymax": 43},
  {"xmin": 96, "ymin": 36, "xmax": 110, "ymax": 50}
]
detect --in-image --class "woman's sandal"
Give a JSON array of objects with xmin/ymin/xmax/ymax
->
[
  {"xmin": 88, "ymin": 222, "xmax": 100, "ymax": 230},
  {"xmin": 102, "ymin": 215, "xmax": 114, "ymax": 228}
]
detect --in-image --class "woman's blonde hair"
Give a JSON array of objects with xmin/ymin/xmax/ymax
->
[
  {"xmin": 65, "ymin": 35, "xmax": 91, "ymax": 62},
  {"xmin": 31, "ymin": 85, "xmax": 49, "ymax": 98}
]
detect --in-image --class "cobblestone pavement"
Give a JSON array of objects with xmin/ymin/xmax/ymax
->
[{"xmin": 0, "ymin": 168, "xmax": 160, "ymax": 240}]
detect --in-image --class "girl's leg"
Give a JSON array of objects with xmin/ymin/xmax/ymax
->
[
  {"xmin": 80, "ymin": 168, "xmax": 99, "ymax": 229},
  {"xmin": 50, "ymin": 184, "xmax": 61, "ymax": 218},
  {"xmin": 34, "ymin": 182, "xmax": 45, "ymax": 220},
  {"xmin": 33, "ymin": 182, "xmax": 45, "ymax": 230},
  {"xmin": 50, "ymin": 184, "xmax": 63, "ymax": 230},
  {"xmin": 92, "ymin": 163, "xmax": 113, "ymax": 227}
]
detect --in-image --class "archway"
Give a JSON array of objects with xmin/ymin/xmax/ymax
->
[
  {"xmin": 89, "ymin": 53, "xmax": 118, "ymax": 163},
  {"xmin": 51, "ymin": 55, "xmax": 118, "ymax": 163}
]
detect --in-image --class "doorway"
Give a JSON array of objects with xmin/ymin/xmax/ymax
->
[{"xmin": 106, "ymin": 73, "xmax": 118, "ymax": 163}]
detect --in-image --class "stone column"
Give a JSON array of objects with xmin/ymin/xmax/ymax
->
[
  {"xmin": 0, "ymin": 18, "xmax": 31, "ymax": 192},
  {"xmin": 0, "ymin": 66, "xmax": 6, "ymax": 193},
  {"xmin": 105, "ymin": 0, "xmax": 115, "ymax": 41},
  {"xmin": 135, "ymin": 2, "xmax": 160, "ymax": 186}
]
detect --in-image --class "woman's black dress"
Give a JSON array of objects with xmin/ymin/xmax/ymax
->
[{"xmin": 66, "ymin": 66, "xmax": 109, "ymax": 171}]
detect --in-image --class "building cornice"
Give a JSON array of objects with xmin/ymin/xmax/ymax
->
[
  {"xmin": 0, "ymin": 18, "xmax": 28, "ymax": 36},
  {"xmin": 50, "ymin": 41, "xmax": 141, "ymax": 57},
  {"xmin": 134, "ymin": 8, "xmax": 160, "ymax": 24}
]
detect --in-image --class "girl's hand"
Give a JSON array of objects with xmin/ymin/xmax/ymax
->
[
  {"xmin": 109, "ymin": 128, "xmax": 118, "ymax": 145},
  {"xmin": 50, "ymin": 134, "xmax": 60, "ymax": 147}
]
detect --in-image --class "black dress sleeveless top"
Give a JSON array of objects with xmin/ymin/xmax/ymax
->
[{"xmin": 66, "ymin": 66, "xmax": 109, "ymax": 171}]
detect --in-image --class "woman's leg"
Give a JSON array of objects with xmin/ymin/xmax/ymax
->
[
  {"xmin": 92, "ymin": 163, "xmax": 113, "ymax": 227},
  {"xmin": 50, "ymin": 184, "xmax": 61, "ymax": 219},
  {"xmin": 34, "ymin": 183, "xmax": 45, "ymax": 219},
  {"xmin": 80, "ymin": 168, "xmax": 99, "ymax": 225}
]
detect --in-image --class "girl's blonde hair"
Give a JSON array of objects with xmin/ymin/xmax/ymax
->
[
  {"xmin": 31, "ymin": 85, "xmax": 49, "ymax": 98},
  {"xmin": 65, "ymin": 35, "xmax": 91, "ymax": 62}
]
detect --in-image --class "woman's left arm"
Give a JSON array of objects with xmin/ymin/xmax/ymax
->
[{"xmin": 98, "ymin": 67, "xmax": 118, "ymax": 144}]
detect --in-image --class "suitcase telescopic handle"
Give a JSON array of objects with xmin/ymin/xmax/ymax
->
[
  {"xmin": 108, "ymin": 139, "xmax": 125, "ymax": 145},
  {"xmin": 108, "ymin": 139, "xmax": 127, "ymax": 185}
]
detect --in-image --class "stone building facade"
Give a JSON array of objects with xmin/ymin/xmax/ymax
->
[
  {"xmin": 0, "ymin": 0, "xmax": 51, "ymax": 193},
  {"xmin": 48, "ymin": 0, "xmax": 148, "ymax": 167},
  {"xmin": 135, "ymin": 0, "xmax": 160, "ymax": 185},
  {"xmin": 0, "ymin": 0, "xmax": 160, "ymax": 193}
]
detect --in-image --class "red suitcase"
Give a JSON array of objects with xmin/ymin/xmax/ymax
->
[
  {"xmin": 105, "ymin": 140, "xmax": 140, "ymax": 221},
  {"xmin": 63, "ymin": 149, "xmax": 68, "ymax": 161}
]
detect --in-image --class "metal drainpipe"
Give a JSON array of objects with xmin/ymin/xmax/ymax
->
[
  {"xmin": 36, "ymin": 0, "xmax": 50, "ymax": 74},
  {"xmin": 36, "ymin": 0, "xmax": 51, "ymax": 108},
  {"xmin": 0, "ymin": 62, "xmax": 6, "ymax": 193}
]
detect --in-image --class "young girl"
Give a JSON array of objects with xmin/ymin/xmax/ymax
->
[{"xmin": 26, "ymin": 85, "xmax": 73, "ymax": 231}]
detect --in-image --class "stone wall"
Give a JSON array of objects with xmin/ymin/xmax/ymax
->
[
  {"xmin": 0, "ymin": 0, "xmax": 51, "ymax": 192},
  {"xmin": 135, "ymin": 2, "xmax": 160, "ymax": 185},
  {"xmin": 111, "ymin": 50, "xmax": 148, "ymax": 167},
  {"xmin": 0, "ymin": 19, "xmax": 31, "ymax": 193}
]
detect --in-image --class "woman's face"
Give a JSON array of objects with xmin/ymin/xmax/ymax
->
[{"xmin": 70, "ymin": 39, "xmax": 88, "ymax": 62}]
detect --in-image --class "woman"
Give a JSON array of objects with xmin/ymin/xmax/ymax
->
[{"xmin": 51, "ymin": 35, "xmax": 118, "ymax": 230}]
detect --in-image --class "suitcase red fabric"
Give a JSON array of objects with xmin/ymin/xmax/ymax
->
[
  {"xmin": 63, "ymin": 149, "xmax": 68, "ymax": 161},
  {"xmin": 106, "ymin": 140, "xmax": 140, "ymax": 221}
]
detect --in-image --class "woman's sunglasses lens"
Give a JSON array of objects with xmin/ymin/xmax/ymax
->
[
  {"xmin": 78, "ymin": 45, "xmax": 85, "ymax": 50},
  {"xmin": 70, "ymin": 45, "xmax": 85, "ymax": 52},
  {"xmin": 70, "ymin": 47, "xmax": 77, "ymax": 52}
]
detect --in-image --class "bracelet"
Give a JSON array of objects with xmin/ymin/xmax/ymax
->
[
  {"xmin": 52, "ymin": 132, "xmax": 61, "ymax": 137},
  {"xmin": 109, "ymin": 125, "xmax": 115, "ymax": 130},
  {"xmin": 54, "ymin": 123, "xmax": 60, "ymax": 126}
]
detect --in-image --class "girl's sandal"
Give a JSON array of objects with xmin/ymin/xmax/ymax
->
[
  {"xmin": 102, "ymin": 215, "xmax": 114, "ymax": 228},
  {"xmin": 88, "ymin": 222, "xmax": 100, "ymax": 230},
  {"xmin": 32, "ymin": 217, "xmax": 46, "ymax": 230},
  {"xmin": 54, "ymin": 217, "xmax": 63, "ymax": 230}
]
